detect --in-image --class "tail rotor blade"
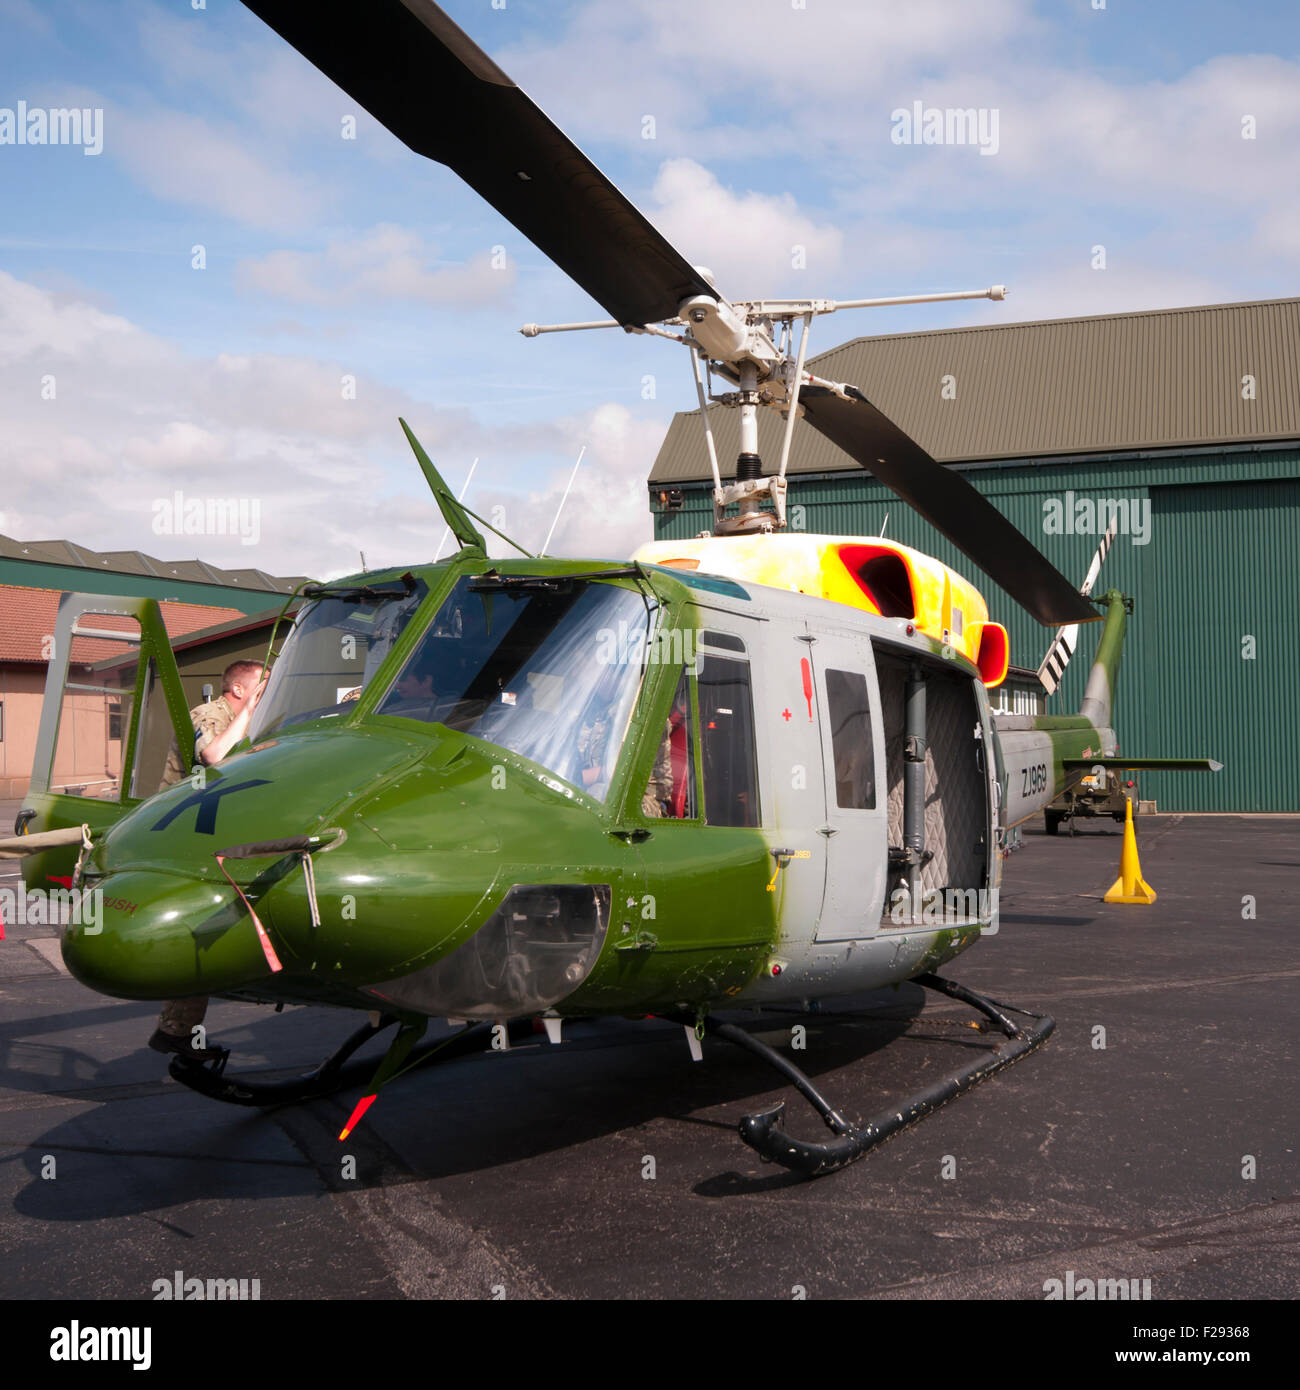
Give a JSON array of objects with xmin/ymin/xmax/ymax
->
[
  {"xmin": 1080, "ymin": 513, "xmax": 1119, "ymax": 597},
  {"xmin": 1037, "ymin": 628, "xmax": 1077, "ymax": 695},
  {"xmin": 1037, "ymin": 513, "xmax": 1119, "ymax": 692},
  {"xmin": 798, "ymin": 385, "xmax": 1098, "ymax": 626}
]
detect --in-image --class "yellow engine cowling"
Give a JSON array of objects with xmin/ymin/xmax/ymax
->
[{"xmin": 633, "ymin": 533, "xmax": 1010, "ymax": 687}]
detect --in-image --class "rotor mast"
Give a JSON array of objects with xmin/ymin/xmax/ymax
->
[{"xmin": 522, "ymin": 283, "xmax": 1008, "ymax": 537}]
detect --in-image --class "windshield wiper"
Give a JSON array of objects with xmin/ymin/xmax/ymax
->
[
  {"xmin": 469, "ymin": 567, "xmax": 640, "ymax": 593},
  {"xmin": 303, "ymin": 572, "xmax": 418, "ymax": 602}
]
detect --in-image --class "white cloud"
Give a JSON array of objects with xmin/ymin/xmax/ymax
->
[
  {"xmin": 106, "ymin": 102, "xmax": 331, "ymax": 233},
  {"xmin": 648, "ymin": 159, "xmax": 844, "ymax": 296},
  {"xmin": 134, "ymin": 3, "xmax": 406, "ymax": 163},
  {"xmin": 138, "ymin": 5, "xmax": 365, "ymax": 136},
  {"xmin": 516, "ymin": 403, "xmax": 667, "ymax": 561},
  {"xmin": 970, "ymin": 55, "xmax": 1300, "ymax": 201},
  {"xmin": 497, "ymin": 0, "xmax": 1035, "ymax": 161},
  {"xmin": 1254, "ymin": 202, "xmax": 1300, "ymax": 261},
  {"xmin": 496, "ymin": 3, "xmax": 1300, "ymax": 295},
  {"xmin": 859, "ymin": 53, "xmax": 1300, "ymax": 231},
  {"xmin": 997, "ymin": 260, "xmax": 1236, "ymax": 324},
  {"xmin": 0, "ymin": 273, "xmax": 136, "ymax": 362},
  {"xmin": 0, "ymin": 271, "xmax": 663, "ymax": 579},
  {"xmin": 235, "ymin": 225, "xmax": 516, "ymax": 308}
]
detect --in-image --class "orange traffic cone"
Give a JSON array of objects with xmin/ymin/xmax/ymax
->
[{"xmin": 1104, "ymin": 797, "xmax": 1156, "ymax": 904}]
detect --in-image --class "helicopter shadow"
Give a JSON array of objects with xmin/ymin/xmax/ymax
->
[
  {"xmin": 369, "ymin": 998, "xmax": 928, "ymax": 1191},
  {"xmin": 0, "ymin": 999, "xmax": 164, "ymax": 1097},
  {"xmin": 7, "ymin": 987, "xmax": 973, "ymax": 1219}
]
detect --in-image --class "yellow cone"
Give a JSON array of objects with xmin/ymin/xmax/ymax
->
[{"xmin": 1104, "ymin": 797, "xmax": 1156, "ymax": 904}]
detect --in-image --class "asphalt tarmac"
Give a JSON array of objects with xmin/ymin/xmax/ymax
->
[{"xmin": 1, "ymin": 810, "xmax": 1296, "ymax": 1301}]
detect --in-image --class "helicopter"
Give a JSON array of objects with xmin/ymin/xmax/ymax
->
[{"xmin": 2, "ymin": 0, "xmax": 1221, "ymax": 1179}]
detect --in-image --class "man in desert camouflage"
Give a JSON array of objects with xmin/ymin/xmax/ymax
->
[
  {"xmin": 642, "ymin": 676, "xmax": 691, "ymax": 818},
  {"xmin": 149, "ymin": 659, "xmax": 265, "ymax": 1063}
]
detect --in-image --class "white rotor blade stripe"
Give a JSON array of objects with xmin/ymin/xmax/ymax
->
[
  {"xmin": 1037, "ymin": 515, "xmax": 1119, "ymax": 694},
  {"xmin": 1080, "ymin": 514, "xmax": 1119, "ymax": 596},
  {"xmin": 1037, "ymin": 628, "xmax": 1076, "ymax": 695}
]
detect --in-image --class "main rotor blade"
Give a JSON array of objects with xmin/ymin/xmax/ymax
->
[
  {"xmin": 799, "ymin": 387, "xmax": 1098, "ymax": 626},
  {"xmin": 240, "ymin": 0, "xmax": 717, "ymax": 327}
]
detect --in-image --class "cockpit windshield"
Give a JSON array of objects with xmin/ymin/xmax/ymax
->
[
  {"xmin": 375, "ymin": 575, "xmax": 652, "ymax": 800},
  {"xmin": 249, "ymin": 576, "xmax": 428, "ymax": 741}
]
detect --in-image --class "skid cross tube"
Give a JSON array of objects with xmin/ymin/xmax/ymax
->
[{"xmin": 704, "ymin": 973, "xmax": 1055, "ymax": 1178}]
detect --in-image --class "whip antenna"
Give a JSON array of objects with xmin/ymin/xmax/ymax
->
[
  {"xmin": 540, "ymin": 447, "xmax": 585, "ymax": 556},
  {"xmin": 433, "ymin": 457, "xmax": 478, "ymax": 561}
]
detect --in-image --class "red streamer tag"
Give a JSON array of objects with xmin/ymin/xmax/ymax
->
[{"xmin": 215, "ymin": 854, "xmax": 283, "ymax": 973}]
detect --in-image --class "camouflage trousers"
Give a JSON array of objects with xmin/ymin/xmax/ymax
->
[{"xmin": 157, "ymin": 997, "xmax": 209, "ymax": 1036}]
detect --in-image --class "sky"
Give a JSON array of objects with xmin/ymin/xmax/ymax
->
[{"xmin": 1, "ymin": 0, "xmax": 1298, "ymax": 582}]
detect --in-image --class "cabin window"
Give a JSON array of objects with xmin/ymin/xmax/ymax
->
[
  {"xmin": 825, "ymin": 668, "xmax": 876, "ymax": 809},
  {"xmin": 697, "ymin": 653, "xmax": 760, "ymax": 827},
  {"xmin": 642, "ymin": 669, "xmax": 696, "ymax": 819}
]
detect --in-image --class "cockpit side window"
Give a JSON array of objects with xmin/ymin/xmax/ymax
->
[{"xmin": 249, "ymin": 578, "xmax": 428, "ymax": 740}]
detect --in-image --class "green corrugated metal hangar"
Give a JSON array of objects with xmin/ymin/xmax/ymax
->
[{"xmin": 648, "ymin": 296, "xmax": 1300, "ymax": 812}]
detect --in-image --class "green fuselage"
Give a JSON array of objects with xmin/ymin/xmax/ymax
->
[{"xmin": 23, "ymin": 559, "xmax": 1136, "ymax": 1027}]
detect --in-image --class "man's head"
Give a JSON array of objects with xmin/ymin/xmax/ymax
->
[{"xmin": 222, "ymin": 660, "xmax": 266, "ymax": 712}]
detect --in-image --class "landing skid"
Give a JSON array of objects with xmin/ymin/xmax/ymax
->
[
  {"xmin": 702, "ymin": 973, "xmax": 1055, "ymax": 1179},
  {"xmin": 166, "ymin": 977, "xmax": 1051, "ymax": 1178},
  {"xmin": 168, "ymin": 1014, "xmax": 400, "ymax": 1106},
  {"xmin": 166, "ymin": 1015, "xmax": 531, "ymax": 1108}
]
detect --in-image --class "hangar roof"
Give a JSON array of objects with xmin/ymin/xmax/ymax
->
[
  {"xmin": 648, "ymin": 296, "xmax": 1300, "ymax": 484},
  {"xmin": 0, "ymin": 534, "xmax": 306, "ymax": 594}
]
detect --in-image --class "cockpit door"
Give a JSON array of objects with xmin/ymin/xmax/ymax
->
[{"xmin": 19, "ymin": 594, "xmax": 194, "ymax": 886}]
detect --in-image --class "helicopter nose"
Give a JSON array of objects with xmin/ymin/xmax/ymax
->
[{"xmin": 62, "ymin": 871, "xmax": 276, "ymax": 1001}]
